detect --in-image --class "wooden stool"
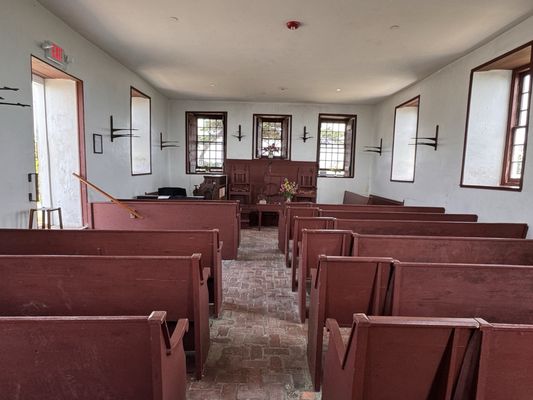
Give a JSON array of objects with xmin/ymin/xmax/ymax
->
[{"xmin": 29, "ymin": 207, "xmax": 63, "ymax": 229}]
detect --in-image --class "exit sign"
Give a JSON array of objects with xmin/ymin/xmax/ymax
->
[{"xmin": 42, "ymin": 41, "xmax": 70, "ymax": 69}]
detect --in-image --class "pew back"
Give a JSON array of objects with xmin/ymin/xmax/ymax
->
[
  {"xmin": 335, "ymin": 219, "xmax": 528, "ymax": 238},
  {"xmin": 90, "ymin": 200, "xmax": 239, "ymax": 259},
  {"xmin": 289, "ymin": 217, "xmax": 335, "ymax": 270},
  {"xmin": 353, "ymin": 234, "xmax": 533, "ymax": 264},
  {"xmin": 321, "ymin": 210, "xmax": 478, "ymax": 221},
  {"xmin": 392, "ymin": 262, "xmax": 533, "ymax": 324},
  {"xmin": 0, "ymin": 228, "xmax": 223, "ymax": 316},
  {"xmin": 0, "ymin": 312, "xmax": 188, "ymax": 400},
  {"xmin": 0, "ymin": 254, "xmax": 209, "ymax": 379}
]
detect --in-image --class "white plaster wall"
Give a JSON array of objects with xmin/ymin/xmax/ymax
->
[
  {"xmin": 463, "ymin": 70, "xmax": 512, "ymax": 186},
  {"xmin": 0, "ymin": 0, "xmax": 169, "ymax": 228},
  {"xmin": 370, "ymin": 16, "xmax": 533, "ymax": 233},
  {"xmin": 167, "ymin": 100, "xmax": 376, "ymax": 203}
]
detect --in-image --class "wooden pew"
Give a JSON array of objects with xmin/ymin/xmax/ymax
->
[
  {"xmin": 367, "ymin": 194, "xmax": 404, "ymax": 205},
  {"xmin": 279, "ymin": 204, "xmax": 446, "ymax": 253},
  {"xmin": 323, "ymin": 314, "xmax": 480, "ymax": 400},
  {"xmin": 288, "ymin": 216, "xmax": 335, "ymax": 271},
  {"xmin": 307, "ymin": 256, "xmax": 393, "ymax": 390},
  {"xmin": 0, "ymin": 312, "xmax": 188, "ymax": 400},
  {"xmin": 335, "ymin": 219, "xmax": 528, "ymax": 238},
  {"xmin": 321, "ymin": 209, "xmax": 478, "ymax": 221},
  {"xmin": 476, "ymin": 322, "xmax": 533, "ymax": 399},
  {"xmin": 0, "ymin": 228, "xmax": 224, "ymax": 317},
  {"xmin": 0, "ymin": 254, "xmax": 209, "ymax": 380},
  {"xmin": 90, "ymin": 200, "xmax": 240, "ymax": 260},
  {"xmin": 391, "ymin": 262, "xmax": 533, "ymax": 323},
  {"xmin": 352, "ymin": 234, "xmax": 533, "ymax": 264}
]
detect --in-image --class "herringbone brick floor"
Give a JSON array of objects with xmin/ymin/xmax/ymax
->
[{"xmin": 187, "ymin": 228, "xmax": 320, "ymax": 400}]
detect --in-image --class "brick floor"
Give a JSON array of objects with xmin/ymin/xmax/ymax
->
[{"xmin": 187, "ymin": 228, "xmax": 321, "ymax": 400}]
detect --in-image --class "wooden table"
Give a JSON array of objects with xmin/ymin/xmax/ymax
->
[{"xmin": 256, "ymin": 203, "xmax": 282, "ymax": 231}]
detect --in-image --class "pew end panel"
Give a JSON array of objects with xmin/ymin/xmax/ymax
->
[
  {"xmin": 298, "ymin": 229, "xmax": 353, "ymax": 323},
  {"xmin": 0, "ymin": 312, "xmax": 188, "ymax": 400},
  {"xmin": 307, "ymin": 256, "xmax": 393, "ymax": 390},
  {"xmin": 322, "ymin": 314, "xmax": 480, "ymax": 400},
  {"xmin": 290, "ymin": 217, "xmax": 336, "ymax": 290}
]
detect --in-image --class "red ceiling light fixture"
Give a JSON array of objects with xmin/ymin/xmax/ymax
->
[{"xmin": 286, "ymin": 20, "xmax": 301, "ymax": 30}]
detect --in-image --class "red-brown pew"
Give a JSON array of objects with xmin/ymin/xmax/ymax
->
[
  {"xmin": 0, "ymin": 312, "xmax": 188, "ymax": 400},
  {"xmin": 323, "ymin": 314, "xmax": 480, "ymax": 400},
  {"xmin": 0, "ymin": 254, "xmax": 209, "ymax": 380},
  {"xmin": 90, "ymin": 200, "xmax": 240, "ymax": 260},
  {"xmin": 321, "ymin": 209, "xmax": 478, "ymax": 221},
  {"xmin": 0, "ymin": 228, "xmax": 223, "ymax": 317}
]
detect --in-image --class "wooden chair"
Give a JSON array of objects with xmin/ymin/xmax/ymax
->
[
  {"xmin": 295, "ymin": 167, "xmax": 317, "ymax": 202},
  {"xmin": 28, "ymin": 207, "xmax": 63, "ymax": 229},
  {"xmin": 229, "ymin": 165, "xmax": 252, "ymax": 204},
  {"xmin": 323, "ymin": 314, "xmax": 480, "ymax": 399}
]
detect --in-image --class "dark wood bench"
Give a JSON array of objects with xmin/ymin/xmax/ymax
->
[
  {"xmin": 321, "ymin": 209, "xmax": 478, "ymax": 221},
  {"xmin": 323, "ymin": 314, "xmax": 480, "ymax": 399},
  {"xmin": 90, "ymin": 200, "xmax": 240, "ymax": 260},
  {"xmin": 0, "ymin": 228, "xmax": 223, "ymax": 317},
  {"xmin": 476, "ymin": 322, "xmax": 533, "ymax": 399},
  {"xmin": 336, "ymin": 219, "xmax": 528, "ymax": 238},
  {"xmin": 0, "ymin": 312, "xmax": 188, "ymax": 400},
  {"xmin": 352, "ymin": 234, "xmax": 533, "ymax": 263},
  {"xmin": 308, "ymin": 256, "xmax": 393, "ymax": 389},
  {"xmin": 281, "ymin": 206, "xmax": 320, "ymax": 254},
  {"xmin": 0, "ymin": 254, "xmax": 209, "ymax": 380}
]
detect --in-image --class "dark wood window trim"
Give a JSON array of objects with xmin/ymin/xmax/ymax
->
[
  {"xmin": 185, "ymin": 111, "xmax": 227, "ymax": 174},
  {"xmin": 253, "ymin": 114, "xmax": 292, "ymax": 160},
  {"xmin": 316, "ymin": 113, "xmax": 357, "ymax": 178},
  {"xmin": 501, "ymin": 68, "xmax": 531, "ymax": 186},
  {"xmin": 460, "ymin": 41, "xmax": 533, "ymax": 192}
]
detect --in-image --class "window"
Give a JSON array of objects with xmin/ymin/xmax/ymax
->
[
  {"xmin": 253, "ymin": 114, "xmax": 291, "ymax": 159},
  {"xmin": 186, "ymin": 112, "xmax": 227, "ymax": 174},
  {"xmin": 503, "ymin": 69, "xmax": 531, "ymax": 185},
  {"xmin": 462, "ymin": 42, "xmax": 532, "ymax": 190},
  {"xmin": 130, "ymin": 87, "xmax": 152, "ymax": 175},
  {"xmin": 317, "ymin": 114, "xmax": 356, "ymax": 177},
  {"xmin": 391, "ymin": 96, "xmax": 420, "ymax": 182}
]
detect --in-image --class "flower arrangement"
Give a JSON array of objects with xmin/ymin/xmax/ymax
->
[
  {"xmin": 263, "ymin": 142, "xmax": 280, "ymax": 158},
  {"xmin": 279, "ymin": 178, "xmax": 298, "ymax": 201}
]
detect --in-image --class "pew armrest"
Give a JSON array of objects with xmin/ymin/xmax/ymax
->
[
  {"xmin": 326, "ymin": 318, "xmax": 347, "ymax": 367},
  {"xmin": 202, "ymin": 268, "xmax": 211, "ymax": 285},
  {"xmin": 168, "ymin": 319, "xmax": 189, "ymax": 354}
]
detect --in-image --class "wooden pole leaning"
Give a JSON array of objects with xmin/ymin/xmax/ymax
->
[{"xmin": 72, "ymin": 173, "xmax": 143, "ymax": 219}]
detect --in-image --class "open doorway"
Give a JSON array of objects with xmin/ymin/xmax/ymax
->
[{"xmin": 30, "ymin": 56, "xmax": 87, "ymax": 228}]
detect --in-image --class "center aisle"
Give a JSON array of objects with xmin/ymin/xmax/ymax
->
[{"xmin": 187, "ymin": 227, "xmax": 319, "ymax": 400}]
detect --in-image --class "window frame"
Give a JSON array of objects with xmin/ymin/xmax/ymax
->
[
  {"xmin": 501, "ymin": 67, "xmax": 531, "ymax": 186},
  {"xmin": 390, "ymin": 96, "xmax": 420, "ymax": 183},
  {"xmin": 185, "ymin": 111, "xmax": 227, "ymax": 175},
  {"xmin": 253, "ymin": 114, "xmax": 292, "ymax": 160},
  {"xmin": 130, "ymin": 87, "xmax": 152, "ymax": 176},
  {"xmin": 316, "ymin": 113, "xmax": 357, "ymax": 178},
  {"xmin": 460, "ymin": 41, "xmax": 533, "ymax": 192}
]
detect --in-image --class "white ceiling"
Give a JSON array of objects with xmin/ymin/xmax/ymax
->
[{"xmin": 38, "ymin": 0, "xmax": 533, "ymax": 104}]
